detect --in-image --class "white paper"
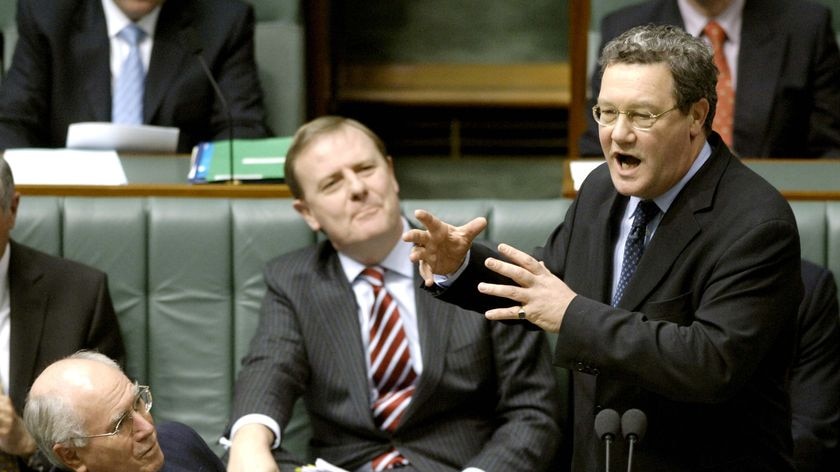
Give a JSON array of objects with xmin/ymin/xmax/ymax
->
[
  {"xmin": 66, "ymin": 122, "xmax": 179, "ymax": 153},
  {"xmin": 297, "ymin": 459, "xmax": 350, "ymax": 472},
  {"xmin": 569, "ymin": 159, "xmax": 604, "ymax": 191},
  {"xmin": 4, "ymin": 148, "xmax": 127, "ymax": 185}
]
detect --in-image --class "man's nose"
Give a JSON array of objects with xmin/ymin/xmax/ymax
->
[
  {"xmin": 346, "ymin": 171, "xmax": 367, "ymax": 197},
  {"xmin": 132, "ymin": 410, "xmax": 156, "ymax": 439},
  {"xmin": 610, "ymin": 114, "xmax": 637, "ymax": 143}
]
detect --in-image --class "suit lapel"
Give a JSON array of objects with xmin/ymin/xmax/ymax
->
[
  {"xmin": 144, "ymin": 2, "xmax": 193, "ymax": 123},
  {"xmin": 618, "ymin": 142, "xmax": 729, "ymax": 310},
  {"xmin": 594, "ymin": 194, "xmax": 624, "ymax": 303},
  {"xmin": 8, "ymin": 243, "xmax": 47, "ymax": 410},
  {"xmin": 398, "ymin": 269, "xmax": 452, "ymax": 427},
  {"xmin": 75, "ymin": 0, "xmax": 112, "ymax": 122},
  {"xmin": 734, "ymin": 0, "xmax": 785, "ymax": 154},
  {"xmin": 314, "ymin": 251, "xmax": 378, "ymax": 427}
]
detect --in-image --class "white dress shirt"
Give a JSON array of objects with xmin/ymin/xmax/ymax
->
[{"xmin": 0, "ymin": 243, "xmax": 11, "ymax": 395}]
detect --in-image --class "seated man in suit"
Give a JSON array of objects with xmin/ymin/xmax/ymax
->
[
  {"xmin": 0, "ymin": 0, "xmax": 271, "ymax": 153},
  {"xmin": 23, "ymin": 350, "xmax": 225, "ymax": 472},
  {"xmin": 225, "ymin": 116, "xmax": 562, "ymax": 471},
  {"xmin": 792, "ymin": 260, "xmax": 840, "ymax": 472},
  {"xmin": 0, "ymin": 156, "xmax": 125, "ymax": 471},
  {"xmin": 578, "ymin": 0, "xmax": 840, "ymax": 158}
]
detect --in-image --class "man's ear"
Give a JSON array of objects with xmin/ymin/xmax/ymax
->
[
  {"xmin": 292, "ymin": 199, "xmax": 321, "ymax": 232},
  {"xmin": 53, "ymin": 443, "xmax": 84, "ymax": 472},
  {"xmin": 690, "ymin": 98, "xmax": 710, "ymax": 137}
]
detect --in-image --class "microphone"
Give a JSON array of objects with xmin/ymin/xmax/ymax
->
[
  {"xmin": 181, "ymin": 28, "xmax": 236, "ymax": 183},
  {"xmin": 621, "ymin": 409, "xmax": 647, "ymax": 472},
  {"xmin": 594, "ymin": 408, "xmax": 621, "ymax": 472}
]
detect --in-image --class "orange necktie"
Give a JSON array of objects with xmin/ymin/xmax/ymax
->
[{"xmin": 704, "ymin": 21, "xmax": 735, "ymax": 146}]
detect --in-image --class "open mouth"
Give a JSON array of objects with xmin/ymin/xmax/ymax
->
[{"xmin": 616, "ymin": 153, "xmax": 642, "ymax": 169}]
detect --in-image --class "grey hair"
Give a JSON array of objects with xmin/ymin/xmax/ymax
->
[
  {"xmin": 23, "ymin": 351, "xmax": 123, "ymax": 468},
  {"xmin": 599, "ymin": 24, "xmax": 718, "ymax": 133},
  {"xmin": 0, "ymin": 157, "xmax": 16, "ymax": 212},
  {"xmin": 283, "ymin": 115, "xmax": 388, "ymax": 199}
]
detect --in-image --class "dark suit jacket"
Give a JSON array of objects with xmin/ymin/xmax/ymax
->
[
  {"xmin": 0, "ymin": 0, "xmax": 270, "ymax": 153},
  {"xmin": 791, "ymin": 260, "xmax": 840, "ymax": 472},
  {"xmin": 231, "ymin": 241, "xmax": 562, "ymax": 471},
  {"xmin": 9, "ymin": 240, "xmax": 125, "ymax": 471},
  {"xmin": 158, "ymin": 422, "xmax": 226, "ymax": 472},
  {"xmin": 441, "ymin": 134, "xmax": 802, "ymax": 471},
  {"xmin": 578, "ymin": 0, "xmax": 840, "ymax": 158},
  {"xmin": 47, "ymin": 422, "xmax": 224, "ymax": 472}
]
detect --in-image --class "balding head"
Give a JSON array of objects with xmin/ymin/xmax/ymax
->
[{"xmin": 24, "ymin": 352, "xmax": 163, "ymax": 472}]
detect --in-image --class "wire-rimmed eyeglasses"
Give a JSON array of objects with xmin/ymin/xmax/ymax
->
[
  {"xmin": 68, "ymin": 384, "xmax": 152, "ymax": 441},
  {"xmin": 592, "ymin": 105, "xmax": 679, "ymax": 130}
]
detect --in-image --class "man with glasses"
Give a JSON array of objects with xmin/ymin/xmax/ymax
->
[
  {"xmin": 578, "ymin": 0, "xmax": 840, "ymax": 158},
  {"xmin": 23, "ymin": 351, "xmax": 225, "ymax": 472},
  {"xmin": 404, "ymin": 24, "xmax": 802, "ymax": 471}
]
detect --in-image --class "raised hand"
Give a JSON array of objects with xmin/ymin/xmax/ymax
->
[
  {"xmin": 479, "ymin": 243, "xmax": 577, "ymax": 333},
  {"xmin": 403, "ymin": 209, "xmax": 487, "ymax": 286}
]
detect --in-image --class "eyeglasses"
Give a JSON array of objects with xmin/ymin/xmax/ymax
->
[
  {"xmin": 69, "ymin": 384, "xmax": 153, "ymax": 441},
  {"xmin": 592, "ymin": 105, "xmax": 679, "ymax": 130}
]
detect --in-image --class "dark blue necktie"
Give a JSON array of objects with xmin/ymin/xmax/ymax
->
[
  {"xmin": 613, "ymin": 200, "xmax": 660, "ymax": 306},
  {"xmin": 112, "ymin": 24, "xmax": 146, "ymax": 124}
]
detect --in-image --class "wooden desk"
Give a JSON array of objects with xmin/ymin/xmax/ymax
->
[
  {"xmin": 17, "ymin": 183, "xmax": 292, "ymax": 198},
  {"xmin": 13, "ymin": 153, "xmax": 292, "ymax": 198},
  {"xmin": 563, "ymin": 158, "xmax": 840, "ymax": 201}
]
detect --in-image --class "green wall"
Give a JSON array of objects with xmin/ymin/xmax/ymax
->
[{"xmin": 337, "ymin": 0, "xmax": 570, "ymax": 63}]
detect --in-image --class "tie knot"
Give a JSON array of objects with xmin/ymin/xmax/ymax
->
[
  {"xmin": 118, "ymin": 24, "xmax": 146, "ymax": 46},
  {"xmin": 703, "ymin": 21, "xmax": 727, "ymax": 46},
  {"xmin": 361, "ymin": 267, "xmax": 385, "ymax": 287},
  {"xmin": 633, "ymin": 200, "xmax": 659, "ymax": 228}
]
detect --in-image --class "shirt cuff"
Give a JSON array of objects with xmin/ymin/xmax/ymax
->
[
  {"xmin": 220, "ymin": 413, "xmax": 281, "ymax": 450},
  {"xmin": 433, "ymin": 249, "xmax": 471, "ymax": 287}
]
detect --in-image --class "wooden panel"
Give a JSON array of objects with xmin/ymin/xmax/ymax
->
[
  {"xmin": 17, "ymin": 183, "xmax": 292, "ymax": 198},
  {"xmin": 337, "ymin": 63, "xmax": 570, "ymax": 108}
]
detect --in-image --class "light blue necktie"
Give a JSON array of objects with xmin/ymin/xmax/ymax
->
[
  {"xmin": 612, "ymin": 200, "xmax": 660, "ymax": 306},
  {"xmin": 112, "ymin": 24, "xmax": 146, "ymax": 124}
]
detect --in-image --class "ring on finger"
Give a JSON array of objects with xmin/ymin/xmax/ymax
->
[{"xmin": 517, "ymin": 308, "xmax": 527, "ymax": 320}]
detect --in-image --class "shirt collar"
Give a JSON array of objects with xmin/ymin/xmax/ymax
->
[
  {"xmin": 101, "ymin": 0, "xmax": 162, "ymax": 39},
  {"xmin": 339, "ymin": 218, "xmax": 414, "ymax": 283}
]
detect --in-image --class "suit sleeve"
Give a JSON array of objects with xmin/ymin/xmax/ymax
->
[
  {"xmin": 229, "ymin": 263, "xmax": 308, "ymax": 464},
  {"xmin": 209, "ymin": 4, "xmax": 271, "ymax": 139},
  {"xmin": 0, "ymin": 0, "xmax": 51, "ymax": 148},
  {"xmin": 463, "ymin": 324, "xmax": 563, "ymax": 471}
]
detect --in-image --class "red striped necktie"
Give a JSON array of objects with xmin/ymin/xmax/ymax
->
[{"xmin": 360, "ymin": 267, "xmax": 416, "ymax": 471}]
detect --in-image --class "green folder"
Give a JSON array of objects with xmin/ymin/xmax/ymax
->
[{"xmin": 188, "ymin": 136, "xmax": 291, "ymax": 183}]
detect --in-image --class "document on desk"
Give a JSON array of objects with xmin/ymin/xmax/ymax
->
[
  {"xmin": 4, "ymin": 148, "xmax": 128, "ymax": 185},
  {"xmin": 66, "ymin": 122, "xmax": 179, "ymax": 153}
]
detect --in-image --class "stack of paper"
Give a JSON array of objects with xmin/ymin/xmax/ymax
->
[{"xmin": 4, "ymin": 148, "xmax": 127, "ymax": 185}]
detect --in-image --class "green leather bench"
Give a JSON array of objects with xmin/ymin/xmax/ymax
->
[{"xmin": 10, "ymin": 196, "xmax": 840, "ymax": 458}]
